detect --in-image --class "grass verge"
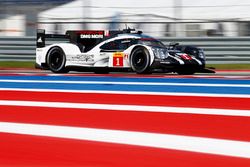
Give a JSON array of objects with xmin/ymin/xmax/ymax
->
[
  {"xmin": 206, "ymin": 64, "xmax": 250, "ymax": 70},
  {"xmin": 0, "ymin": 61, "xmax": 249, "ymax": 70},
  {"xmin": 0, "ymin": 61, "xmax": 35, "ymax": 68}
]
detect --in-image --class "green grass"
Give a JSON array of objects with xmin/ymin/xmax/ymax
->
[
  {"xmin": 0, "ymin": 61, "xmax": 249, "ymax": 70},
  {"xmin": 0, "ymin": 61, "xmax": 35, "ymax": 68},
  {"xmin": 206, "ymin": 64, "xmax": 250, "ymax": 70}
]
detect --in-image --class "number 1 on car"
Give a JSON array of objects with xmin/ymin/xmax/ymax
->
[{"xmin": 113, "ymin": 52, "xmax": 124, "ymax": 67}]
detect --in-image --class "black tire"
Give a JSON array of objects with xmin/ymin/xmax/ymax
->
[
  {"xmin": 130, "ymin": 47, "xmax": 151, "ymax": 74},
  {"xmin": 47, "ymin": 46, "xmax": 68, "ymax": 73}
]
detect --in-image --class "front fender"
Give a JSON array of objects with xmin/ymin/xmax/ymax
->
[{"xmin": 124, "ymin": 44, "xmax": 155, "ymax": 67}]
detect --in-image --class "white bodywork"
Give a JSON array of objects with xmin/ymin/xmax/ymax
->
[{"xmin": 36, "ymin": 35, "xmax": 155, "ymax": 69}]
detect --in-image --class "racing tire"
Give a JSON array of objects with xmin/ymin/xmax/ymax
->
[
  {"xmin": 47, "ymin": 46, "xmax": 68, "ymax": 73},
  {"xmin": 130, "ymin": 47, "xmax": 151, "ymax": 74}
]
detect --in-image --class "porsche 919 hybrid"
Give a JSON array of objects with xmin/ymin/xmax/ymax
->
[{"xmin": 36, "ymin": 28, "xmax": 212, "ymax": 74}]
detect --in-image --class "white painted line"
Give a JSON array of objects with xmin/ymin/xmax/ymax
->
[
  {"xmin": 0, "ymin": 79, "xmax": 250, "ymax": 87},
  {"xmin": 0, "ymin": 122, "xmax": 249, "ymax": 158},
  {"xmin": 0, "ymin": 100, "xmax": 249, "ymax": 117},
  {"xmin": 1, "ymin": 88, "xmax": 250, "ymax": 98}
]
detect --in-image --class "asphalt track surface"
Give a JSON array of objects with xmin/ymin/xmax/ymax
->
[{"xmin": 0, "ymin": 69, "xmax": 250, "ymax": 166}]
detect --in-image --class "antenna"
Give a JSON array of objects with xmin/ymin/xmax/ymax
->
[
  {"xmin": 122, "ymin": 24, "xmax": 135, "ymax": 33},
  {"xmin": 125, "ymin": 23, "xmax": 128, "ymax": 29}
]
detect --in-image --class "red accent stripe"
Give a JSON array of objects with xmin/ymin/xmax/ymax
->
[
  {"xmin": 1, "ymin": 72, "xmax": 250, "ymax": 79},
  {"xmin": 0, "ymin": 132, "xmax": 249, "ymax": 167},
  {"xmin": 0, "ymin": 90, "xmax": 250, "ymax": 110},
  {"xmin": 1, "ymin": 105, "xmax": 250, "ymax": 141}
]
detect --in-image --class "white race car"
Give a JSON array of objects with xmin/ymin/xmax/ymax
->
[{"xmin": 36, "ymin": 29, "xmax": 212, "ymax": 74}]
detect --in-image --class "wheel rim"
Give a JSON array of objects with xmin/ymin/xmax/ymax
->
[
  {"xmin": 49, "ymin": 50, "xmax": 64, "ymax": 71},
  {"xmin": 132, "ymin": 51, "xmax": 147, "ymax": 71}
]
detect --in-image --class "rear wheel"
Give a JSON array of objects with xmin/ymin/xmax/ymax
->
[
  {"xmin": 130, "ymin": 47, "xmax": 151, "ymax": 74},
  {"xmin": 47, "ymin": 46, "xmax": 68, "ymax": 73}
]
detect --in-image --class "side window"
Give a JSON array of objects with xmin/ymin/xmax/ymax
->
[
  {"xmin": 118, "ymin": 39, "xmax": 133, "ymax": 50},
  {"xmin": 100, "ymin": 41, "xmax": 118, "ymax": 50},
  {"xmin": 100, "ymin": 39, "xmax": 133, "ymax": 51}
]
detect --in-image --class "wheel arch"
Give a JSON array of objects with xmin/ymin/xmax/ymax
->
[
  {"xmin": 129, "ymin": 44, "xmax": 154, "ymax": 66},
  {"xmin": 45, "ymin": 43, "xmax": 81, "ymax": 66},
  {"xmin": 129, "ymin": 45, "xmax": 152, "ymax": 74}
]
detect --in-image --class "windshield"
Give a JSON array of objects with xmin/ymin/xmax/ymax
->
[{"xmin": 137, "ymin": 38, "xmax": 166, "ymax": 48}]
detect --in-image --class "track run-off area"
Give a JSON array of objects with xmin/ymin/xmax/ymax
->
[{"xmin": 0, "ymin": 72, "xmax": 250, "ymax": 166}]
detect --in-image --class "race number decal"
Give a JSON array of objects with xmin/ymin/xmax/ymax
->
[{"xmin": 113, "ymin": 52, "xmax": 124, "ymax": 67}]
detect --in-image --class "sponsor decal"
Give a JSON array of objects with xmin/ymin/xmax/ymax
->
[
  {"xmin": 180, "ymin": 54, "xmax": 192, "ymax": 60},
  {"xmin": 67, "ymin": 54, "xmax": 94, "ymax": 63},
  {"xmin": 160, "ymin": 61, "xmax": 171, "ymax": 64},
  {"xmin": 104, "ymin": 30, "xmax": 110, "ymax": 36},
  {"xmin": 77, "ymin": 31, "xmax": 104, "ymax": 39},
  {"xmin": 113, "ymin": 52, "xmax": 124, "ymax": 67},
  {"xmin": 36, "ymin": 48, "xmax": 43, "ymax": 52},
  {"xmin": 80, "ymin": 34, "xmax": 104, "ymax": 39},
  {"xmin": 121, "ymin": 40, "xmax": 131, "ymax": 44},
  {"xmin": 113, "ymin": 52, "xmax": 124, "ymax": 58},
  {"xmin": 124, "ymin": 54, "xmax": 129, "ymax": 59}
]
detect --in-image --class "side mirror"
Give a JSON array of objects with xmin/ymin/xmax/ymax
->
[
  {"xmin": 168, "ymin": 42, "xmax": 179, "ymax": 49},
  {"xmin": 169, "ymin": 42, "xmax": 179, "ymax": 47}
]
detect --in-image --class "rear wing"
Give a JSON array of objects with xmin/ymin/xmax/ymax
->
[
  {"xmin": 36, "ymin": 29, "xmax": 141, "ymax": 51},
  {"xmin": 36, "ymin": 29, "xmax": 69, "ymax": 48},
  {"xmin": 36, "ymin": 29, "xmax": 106, "ymax": 51}
]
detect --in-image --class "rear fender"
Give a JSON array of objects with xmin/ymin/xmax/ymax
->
[{"xmin": 38, "ymin": 43, "xmax": 81, "ymax": 67}]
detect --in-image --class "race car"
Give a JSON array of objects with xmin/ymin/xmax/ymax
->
[{"xmin": 36, "ymin": 28, "xmax": 213, "ymax": 74}]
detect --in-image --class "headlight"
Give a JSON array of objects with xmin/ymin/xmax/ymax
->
[
  {"xmin": 152, "ymin": 48, "xmax": 168, "ymax": 59},
  {"xmin": 198, "ymin": 49, "xmax": 205, "ymax": 60}
]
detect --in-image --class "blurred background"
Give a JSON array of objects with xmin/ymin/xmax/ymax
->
[
  {"xmin": 1, "ymin": 0, "xmax": 250, "ymax": 67},
  {"xmin": 1, "ymin": 0, "xmax": 250, "ymax": 37}
]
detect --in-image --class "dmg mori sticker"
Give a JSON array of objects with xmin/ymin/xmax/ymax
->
[
  {"xmin": 78, "ymin": 31, "xmax": 104, "ymax": 39},
  {"xmin": 113, "ymin": 52, "xmax": 124, "ymax": 67}
]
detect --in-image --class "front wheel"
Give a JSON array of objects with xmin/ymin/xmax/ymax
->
[
  {"xmin": 47, "ymin": 46, "xmax": 68, "ymax": 73},
  {"xmin": 130, "ymin": 47, "xmax": 151, "ymax": 74}
]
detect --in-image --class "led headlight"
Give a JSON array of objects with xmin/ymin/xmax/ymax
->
[
  {"xmin": 151, "ymin": 48, "xmax": 159, "ymax": 58},
  {"xmin": 198, "ymin": 49, "xmax": 205, "ymax": 60},
  {"xmin": 152, "ymin": 48, "xmax": 168, "ymax": 59}
]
